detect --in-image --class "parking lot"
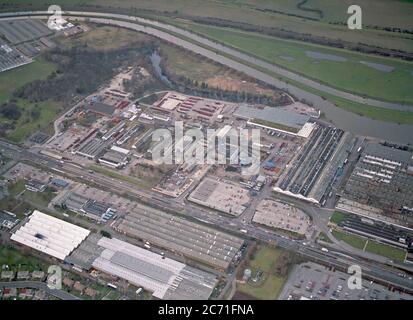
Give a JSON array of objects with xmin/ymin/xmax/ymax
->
[
  {"xmin": 4, "ymin": 163, "xmax": 52, "ymax": 185},
  {"xmin": 279, "ymin": 262, "xmax": 413, "ymax": 300}
]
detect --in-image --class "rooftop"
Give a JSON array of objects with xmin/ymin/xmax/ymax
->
[
  {"xmin": 234, "ymin": 105, "xmax": 310, "ymax": 130},
  {"xmin": 11, "ymin": 210, "xmax": 90, "ymax": 260}
]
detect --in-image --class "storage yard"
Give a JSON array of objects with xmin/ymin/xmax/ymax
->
[
  {"xmin": 115, "ymin": 202, "xmax": 244, "ymax": 269},
  {"xmin": 337, "ymin": 143, "xmax": 413, "ymax": 230},
  {"xmin": 188, "ymin": 177, "xmax": 251, "ymax": 216}
]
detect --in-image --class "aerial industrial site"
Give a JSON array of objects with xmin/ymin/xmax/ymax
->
[{"xmin": 0, "ymin": 2, "xmax": 412, "ymax": 306}]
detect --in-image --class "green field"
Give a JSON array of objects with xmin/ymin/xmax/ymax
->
[
  {"xmin": 8, "ymin": 180, "xmax": 26, "ymax": 196},
  {"xmin": 0, "ymin": 58, "xmax": 57, "ymax": 105},
  {"xmin": 332, "ymin": 230, "xmax": 367, "ymax": 250},
  {"xmin": 0, "ymin": 245, "xmax": 46, "ymax": 271},
  {"xmin": 3, "ymin": 99, "xmax": 64, "ymax": 143},
  {"xmin": 0, "ymin": 58, "xmax": 61, "ymax": 143},
  {"xmin": 365, "ymin": 241, "xmax": 406, "ymax": 262},
  {"xmin": 22, "ymin": 188, "xmax": 57, "ymax": 208},
  {"xmin": 171, "ymin": 21, "xmax": 413, "ymax": 105},
  {"xmin": 237, "ymin": 246, "xmax": 286, "ymax": 300},
  {"xmin": 159, "ymin": 43, "xmax": 224, "ymax": 82},
  {"xmin": 330, "ymin": 211, "xmax": 347, "ymax": 225}
]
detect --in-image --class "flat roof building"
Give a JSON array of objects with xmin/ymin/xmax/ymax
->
[
  {"xmin": 234, "ymin": 105, "xmax": 311, "ymax": 136},
  {"xmin": 92, "ymin": 237, "xmax": 217, "ymax": 300},
  {"xmin": 337, "ymin": 143, "xmax": 413, "ymax": 230},
  {"xmin": 116, "ymin": 203, "xmax": 244, "ymax": 269},
  {"xmin": 25, "ymin": 179, "xmax": 46, "ymax": 192}
]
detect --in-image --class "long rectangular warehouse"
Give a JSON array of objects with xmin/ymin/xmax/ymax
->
[
  {"xmin": 115, "ymin": 203, "xmax": 244, "ymax": 269},
  {"xmin": 11, "ymin": 210, "xmax": 90, "ymax": 260},
  {"xmin": 92, "ymin": 237, "xmax": 217, "ymax": 300}
]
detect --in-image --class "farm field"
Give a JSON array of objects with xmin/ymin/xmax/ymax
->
[{"xmin": 168, "ymin": 21, "xmax": 413, "ymax": 105}]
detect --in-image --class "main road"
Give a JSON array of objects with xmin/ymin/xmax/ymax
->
[{"xmin": 0, "ymin": 11, "xmax": 413, "ymax": 143}]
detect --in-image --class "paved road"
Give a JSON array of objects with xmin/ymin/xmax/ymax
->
[{"xmin": 0, "ymin": 281, "xmax": 80, "ymax": 300}]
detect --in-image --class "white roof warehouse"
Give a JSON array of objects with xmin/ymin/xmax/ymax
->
[{"xmin": 11, "ymin": 210, "xmax": 90, "ymax": 260}]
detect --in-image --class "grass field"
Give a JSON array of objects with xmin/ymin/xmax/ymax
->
[
  {"xmin": 56, "ymin": 24, "xmax": 152, "ymax": 51},
  {"xmin": 332, "ymin": 230, "xmax": 367, "ymax": 250},
  {"xmin": 3, "ymin": 99, "xmax": 64, "ymax": 143},
  {"xmin": 170, "ymin": 21, "xmax": 413, "ymax": 105},
  {"xmin": 0, "ymin": 58, "xmax": 57, "ymax": 105},
  {"xmin": 0, "ymin": 245, "xmax": 46, "ymax": 271},
  {"xmin": 365, "ymin": 241, "xmax": 406, "ymax": 262},
  {"xmin": 159, "ymin": 43, "xmax": 224, "ymax": 82},
  {"xmin": 237, "ymin": 246, "xmax": 286, "ymax": 300},
  {"xmin": 0, "ymin": 58, "xmax": 61, "ymax": 143},
  {"xmin": 8, "ymin": 180, "xmax": 26, "ymax": 196},
  {"xmin": 22, "ymin": 188, "xmax": 57, "ymax": 208},
  {"xmin": 332, "ymin": 229, "xmax": 407, "ymax": 262},
  {"xmin": 330, "ymin": 211, "xmax": 347, "ymax": 225}
]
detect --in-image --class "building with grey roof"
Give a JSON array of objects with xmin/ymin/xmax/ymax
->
[
  {"xmin": 98, "ymin": 149, "xmax": 128, "ymax": 168},
  {"xmin": 234, "ymin": 105, "xmax": 310, "ymax": 134},
  {"xmin": 337, "ymin": 143, "xmax": 413, "ymax": 230},
  {"xmin": 85, "ymin": 102, "xmax": 115, "ymax": 117},
  {"xmin": 76, "ymin": 138, "xmax": 107, "ymax": 159},
  {"xmin": 115, "ymin": 203, "xmax": 244, "ymax": 270},
  {"xmin": 0, "ymin": 211, "xmax": 19, "ymax": 230},
  {"xmin": 92, "ymin": 237, "xmax": 217, "ymax": 300},
  {"xmin": 25, "ymin": 179, "xmax": 46, "ymax": 192}
]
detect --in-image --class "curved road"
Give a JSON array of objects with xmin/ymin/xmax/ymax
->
[{"xmin": 1, "ymin": 11, "xmax": 412, "ymax": 143}]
